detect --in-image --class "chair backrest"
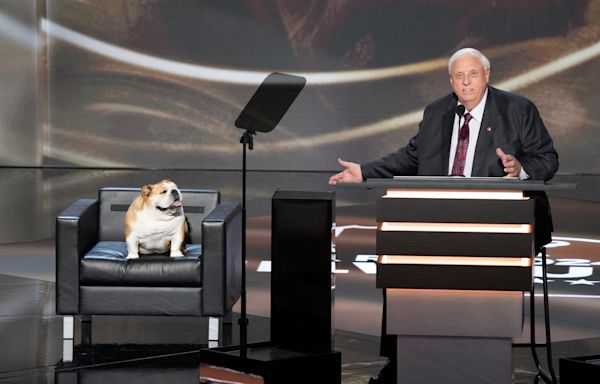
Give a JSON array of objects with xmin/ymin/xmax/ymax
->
[{"xmin": 98, "ymin": 187, "xmax": 220, "ymax": 243}]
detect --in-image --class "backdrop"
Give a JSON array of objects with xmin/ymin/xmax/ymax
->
[{"xmin": 1, "ymin": 0, "xmax": 599, "ymax": 172}]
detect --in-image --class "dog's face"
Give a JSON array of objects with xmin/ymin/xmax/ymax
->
[{"xmin": 142, "ymin": 179, "xmax": 183, "ymax": 215}]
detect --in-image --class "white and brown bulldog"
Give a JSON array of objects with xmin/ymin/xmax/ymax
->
[{"xmin": 124, "ymin": 179, "xmax": 188, "ymax": 259}]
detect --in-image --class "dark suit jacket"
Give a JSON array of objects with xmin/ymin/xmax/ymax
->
[{"xmin": 361, "ymin": 86, "xmax": 559, "ymax": 249}]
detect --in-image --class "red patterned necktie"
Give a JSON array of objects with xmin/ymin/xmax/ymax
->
[{"xmin": 451, "ymin": 112, "xmax": 472, "ymax": 176}]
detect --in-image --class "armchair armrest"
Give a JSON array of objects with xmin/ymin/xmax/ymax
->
[
  {"xmin": 56, "ymin": 199, "xmax": 99, "ymax": 314},
  {"xmin": 201, "ymin": 202, "xmax": 242, "ymax": 316}
]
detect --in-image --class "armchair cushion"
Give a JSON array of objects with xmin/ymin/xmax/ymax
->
[{"xmin": 80, "ymin": 241, "xmax": 203, "ymax": 286}]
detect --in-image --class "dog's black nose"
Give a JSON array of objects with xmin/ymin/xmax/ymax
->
[{"xmin": 171, "ymin": 190, "xmax": 179, "ymax": 198}]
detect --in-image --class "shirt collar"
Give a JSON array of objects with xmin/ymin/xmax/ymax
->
[{"xmin": 458, "ymin": 88, "xmax": 488, "ymax": 122}]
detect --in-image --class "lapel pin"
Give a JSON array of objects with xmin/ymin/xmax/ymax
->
[{"xmin": 486, "ymin": 127, "xmax": 492, "ymax": 132}]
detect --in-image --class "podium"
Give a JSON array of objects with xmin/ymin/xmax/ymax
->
[{"xmin": 369, "ymin": 177, "xmax": 546, "ymax": 384}]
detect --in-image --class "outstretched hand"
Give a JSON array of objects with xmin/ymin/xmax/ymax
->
[
  {"xmin": 328, "ymin": 158, "xmax": 363, "ymax": 185},
  {"xmin": 496, "ymin": 147, "xmax": 522, "ymax": 178}
]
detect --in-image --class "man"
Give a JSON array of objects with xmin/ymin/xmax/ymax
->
[{"xmin": 329, "ymin": 48, "xmax": 558, "ymax": 383}]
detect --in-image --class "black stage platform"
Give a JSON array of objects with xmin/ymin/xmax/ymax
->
[{"xmin": 1, "ymin": 169, "xmax": 600, "ymax": 383}]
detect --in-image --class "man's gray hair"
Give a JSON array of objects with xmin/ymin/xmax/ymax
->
[{"xmin": 448, "ymin": 48, "xmax": 491, "ymax": 74}]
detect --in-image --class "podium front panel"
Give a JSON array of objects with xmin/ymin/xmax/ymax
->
[
  {"xmin": 386, "ymin": 289, "xmax": 524, "ymax": 337},
  {"xmin": 376, "ymin": 262, "xmax": 533, "ymax": 291},
  {"xmin": 377, "ymin": 231, "xmax": 533, "ymax": 257},
  {"xmin": 396, "ymin": 336, "xmax": 512, "ymax": 384},
  {"xmin": 376, "ymin": 187, "xmax": 534, "ymax": 291},
  {"xmin": 377, "ymin": 197, "xmax": 534, "ymax": 224}
]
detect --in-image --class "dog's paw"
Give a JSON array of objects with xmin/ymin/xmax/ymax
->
[
  {"xmin": 126, "ymin": 253, "xmax": 139, "ymax": 260},
  {"xmin": 170, "ymin": 251, "xmax": 184, "ymax": 258}
]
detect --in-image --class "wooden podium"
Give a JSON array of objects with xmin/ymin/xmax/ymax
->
[{"xmin": 368, "ymin": 177, "xmax": 547, "ymax": 384}]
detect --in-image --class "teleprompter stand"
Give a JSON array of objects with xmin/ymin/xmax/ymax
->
[{"xmin": 200, "ymin": 73, "xmax": 341, "ymax": 383}]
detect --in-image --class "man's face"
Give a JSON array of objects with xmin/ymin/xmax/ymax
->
[{"xmin": 449, "ymin": 54, "xmax": 490, "ymax": 111}]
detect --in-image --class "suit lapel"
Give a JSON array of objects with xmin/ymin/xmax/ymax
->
[
  {"xmin": 440, "ymin": 97, "xmax": 457, "ymax": 174},
  {"xmin": 472, "ymin": 87, "xmax": 498, "ymax": 177}
]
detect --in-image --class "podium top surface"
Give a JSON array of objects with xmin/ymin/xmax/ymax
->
[
  {"xmin": 334, "ymin": 176, "xmax": 575, "ymax": 191},
  {"xmin": 273, "ymin": 190, "xmax": 335, "ymax": 201}
]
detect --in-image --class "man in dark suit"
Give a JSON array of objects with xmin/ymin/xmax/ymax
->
[{"xmin": 329, "ymin": 48, "xmax": 558, "ymax": 383}]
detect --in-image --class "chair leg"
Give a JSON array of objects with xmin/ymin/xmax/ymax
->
[
  {"xmin": 63, "ymin": 316, "xmax": 74, "ymax": 363},
  {"xmin": 223, "ymin": 310, "xmax": 233, "ymax": 325},
  {"xmin": 222, "ymin": 310, "xmax": 233, "ymax": 346},
  {"xmin": 81, "ymin": 315, "xmax": 92, "ymax": 346},
  {"xmin": 208, "ymin": 317, "xmax": 219, "ymax": 348}
]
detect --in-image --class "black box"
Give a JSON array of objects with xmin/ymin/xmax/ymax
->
[{"xmin": 560, "ymin": 355, "xmax": 600, "ymax": 383}]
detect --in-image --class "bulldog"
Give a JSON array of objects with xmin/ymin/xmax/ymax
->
[{"xmin": 124, "ymin": 179, "xmax": 188, "ymax": 259}]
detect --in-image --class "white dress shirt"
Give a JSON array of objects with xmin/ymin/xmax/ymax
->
[{"xmin": 447, "ymin": 90, "xmax": 488, "ymax": 177}]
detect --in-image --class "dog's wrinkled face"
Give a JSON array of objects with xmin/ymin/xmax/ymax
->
[{"xmin": 142, "ymin": 179, "xmax": 183, "ymax": 215}]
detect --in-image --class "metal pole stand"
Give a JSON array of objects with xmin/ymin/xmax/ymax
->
[{"xmin": 530, "ymin": 246, "xmax": 558, "ymax": 384}]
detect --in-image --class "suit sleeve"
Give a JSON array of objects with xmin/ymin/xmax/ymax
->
[
  {"xmin": 517, "ymin": 102, "xmax": 559, "ymax": 181},
  {"xmin": 360, "ymin": 131, "xmax": 419, "ymax": 179}
]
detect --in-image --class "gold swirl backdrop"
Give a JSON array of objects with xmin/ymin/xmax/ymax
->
[{"xmin": 3, "ymin": 0, "xmax": 600, "ymax": 172}]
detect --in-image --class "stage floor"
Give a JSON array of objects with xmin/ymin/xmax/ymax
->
[
  {"xmin": 2, "ymin": 270, "xmax": 600, "ymax": 383},
  {"xmin": 1, "ymin": 169, "xmax": 599, "ymax": 382}
]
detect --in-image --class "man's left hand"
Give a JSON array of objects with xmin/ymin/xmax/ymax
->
[{"xmin": 496, "ymin": 147, "xmax": 522, "ymax": 177}]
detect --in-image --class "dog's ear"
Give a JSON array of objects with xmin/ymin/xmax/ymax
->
[{"xmin": 141, "ymin": 184, "xmax": 152, "ymax": 198}]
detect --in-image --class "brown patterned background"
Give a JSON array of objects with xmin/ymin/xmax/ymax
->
[{"xmin": 1, "ymin": 0, "xmax": 599, "ymax": 172}]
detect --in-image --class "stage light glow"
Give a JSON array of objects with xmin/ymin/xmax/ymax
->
[
  {"xmin": 379, "ymin": 255, "xmax": 531, "ymax": 267},
  {"xmin": 41, "ymin": 19, "xmax": 269, "ymax": 85},
  {"xmin": 41, "ymin": 18, "xmax": 600, "ymax": 89},
  {"xmin": 496, "ymin": 41, "xmax": 600, "ymax": 91},
  {"xmin": 384, "ymin": 189, "xmax": 526, "ymax": 200},
  {"xmin": 40, "ymin": 18, "xmax": 445, "ymax": 86},
  {"xmin": 553, "ymin": 236, "xmax": 600, "ymax": 244},
  {"xmin": 380, "ymin": 222, "xmax": 532, "ymax": 233},
  {"xmin": 0, "ymin": 11, "xmax": 37, "ymax": 47}
]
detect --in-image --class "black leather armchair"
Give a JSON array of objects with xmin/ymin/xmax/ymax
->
[{"xmin": 55, "ymin": 187, "xmax": 242, "ymax": 362}]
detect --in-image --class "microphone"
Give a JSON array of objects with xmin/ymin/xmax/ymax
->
[{"xmin": 455, "ymin": 104, "xmax": 465, "ymax": 129}]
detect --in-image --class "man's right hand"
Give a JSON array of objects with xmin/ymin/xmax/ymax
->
[{"xmin": 328, "ymin": 158, "xmax": 363, "ymax": 185}]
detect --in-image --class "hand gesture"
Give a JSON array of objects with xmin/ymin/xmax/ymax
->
[
  {"xmin": 328, "ymin": 159, "xmax": 363, "ymax": 185},
  {"xmin": 496, "ymin": 147, "xmax": 522, "ymax": 178}
]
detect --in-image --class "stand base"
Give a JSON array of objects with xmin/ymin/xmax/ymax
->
[{"xmin": 199, "ymin": 342, "xmax": 341, "ymax": 384}]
